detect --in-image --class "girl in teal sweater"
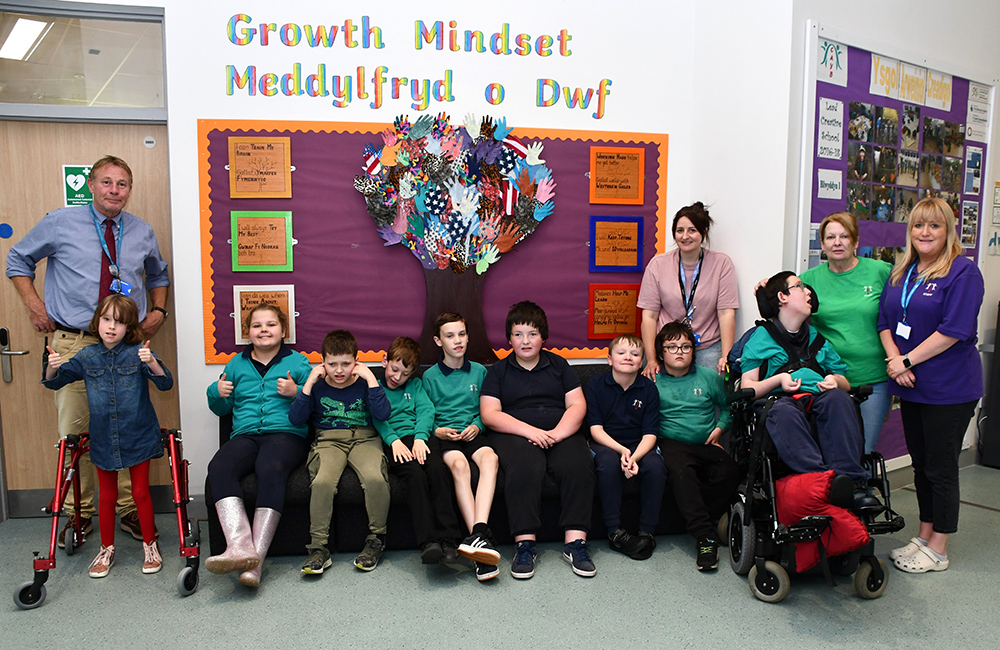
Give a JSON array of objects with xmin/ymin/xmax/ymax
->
[{"xmin": 205, "ymin": 302, "xmax": 312, "ymax": 588}]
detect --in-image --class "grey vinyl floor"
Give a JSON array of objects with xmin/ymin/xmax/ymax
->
[{"xmin": 3, "ymin": 465, "xmax": 1000, "ymax": 649}]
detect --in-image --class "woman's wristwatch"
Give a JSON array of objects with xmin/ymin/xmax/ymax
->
[{"xmin": 902, "ymin": 354, "xmax": 912, "ymax": 369}]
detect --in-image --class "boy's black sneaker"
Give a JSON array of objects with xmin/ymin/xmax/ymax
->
[
  {"xmin": 563, "ymin": 539, "xmax": 596, "ymax": 577},
  {"xmin": 301, "ymin": 547, "xmax": 332, "ymax": 575},
  {"xmin": 459, "ymin": 530, "xmax": 501, "ymax": 565},
  {"xmin": 632, "ymin": 532, "xmax": 656, "ymax": 561},
  {"xmin": 510, "ymin": 541, "xmax": 537, "ymax": 579},
  {"xmin": 696, "ymin": 538, "xmax": 719, "ymax": 571},
  {"xmin": 608, "ymin": 527, "xmax": 646, "ymax": 559},
  {"xmin": 475, "ymin": 561, "xmax": 500, "ymax": 582},
  {"xmin": 420, "ymin": 541, "xmax": 444, "ymax": 564},
  {"xmin": 354, "ymin": 536, "xmax": 384, "ymax": 572},
  {"xmin": 441, "ymin": 539, "xmax": 460, "ymax": 564}
]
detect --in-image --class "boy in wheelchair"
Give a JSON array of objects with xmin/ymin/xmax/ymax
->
[{"xmin": 740, "ymin": 271, "xmax": 881, "ymax": 514}]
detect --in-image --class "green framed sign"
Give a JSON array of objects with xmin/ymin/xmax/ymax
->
[{"xmin": 230, "ymin": 211, "xmax": 294, "ymax": 272}]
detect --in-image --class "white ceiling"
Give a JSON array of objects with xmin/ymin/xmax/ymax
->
[{"xmin": 0, "ymin": 12, "xmax": 164, "ymax": 108}]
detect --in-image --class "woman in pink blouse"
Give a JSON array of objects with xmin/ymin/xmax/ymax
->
[{"xmin": 638, "ymin": 202, "xmax": 739, "ymax": 378}]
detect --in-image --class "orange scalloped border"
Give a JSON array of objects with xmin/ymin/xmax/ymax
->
[{"xmin": 198, "ymin": 119, "xmax": 668, "ymax": 363}]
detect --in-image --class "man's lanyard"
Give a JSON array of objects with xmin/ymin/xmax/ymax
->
[
  {"xmin": 900, "ymin": 263, "xmax": 921, "ymax": 323},
  {"xmin": 678, "ymin": 248, "xmax": 704, "ymax": 323},
  {"xmin": 90, "ymin": 205, "xmax": 123, "ymax": 277}
]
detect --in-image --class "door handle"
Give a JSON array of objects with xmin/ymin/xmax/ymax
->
[{"xmin": 0, "ymin": 327, "xmax": 30, "ymax": 383}]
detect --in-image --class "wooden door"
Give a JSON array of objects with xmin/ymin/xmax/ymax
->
[{"xmin": 0, "ymin": 121, "xmax": 178, "ymax": 516}]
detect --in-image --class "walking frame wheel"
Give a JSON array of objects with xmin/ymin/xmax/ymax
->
[
  {"xmin": 177, "ymin": 565, "xmax": 199, "ymax": 597},
  {"xmin": 14, "ymin": 579, "xmax": 47, "ymax": 610}
]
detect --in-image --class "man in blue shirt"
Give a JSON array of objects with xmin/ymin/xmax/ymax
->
[{"xmin": 6, "ymin": 155, "xmax": 170, "ymax": 546}]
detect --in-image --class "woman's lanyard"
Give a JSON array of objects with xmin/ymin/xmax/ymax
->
[
  {"xmin": 678, "ymin": 248, "xmax": 704, "ymax": 324},
  {"xmin": 91, "ymin": 204, "xmax": 123, "ymax": 278},
  {"xmin": 896, "ymin": 263, "xmax": 921, "ymax": 340}
]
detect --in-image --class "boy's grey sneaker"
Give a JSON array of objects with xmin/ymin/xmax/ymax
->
[
  {"xmin": 510, "ymin": 541, "xmax": 537, "ymax": 579},
  {"xmin": 354, "ymin": 536, "xmax": 384, "ymax": 572},
  {"xmin": 301, "ymin": 547, "xmax": 332, "ymax": 575},
  {"xmin": 563, "ymin": 539, "xmax": 596, "ymax": 577},
  {"xmin": 459, "ymin": 530, "xmax": 501, "ymax": 565},
  {"xmin": 476, "ymin": 561, "xmax": 500, "ymax": 582},
  {"xmin": 696, "ymin": 538, "xmax": 719, "ymax": 571}
]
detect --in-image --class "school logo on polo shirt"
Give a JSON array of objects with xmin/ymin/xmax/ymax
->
[
  {"xmin": 693, "ymin": 388, "xmax": 703, "ymax": 397},
  {"xmin": 632, "ymin": 399, "xmax": 643, "ymax": 410},
  {"xmin": 403, "ymin": 391, "xmax": 413, "ymax": 401},
  {"xmin": 863, "ymin": 285, "xmax": 874, "ymax": 296},
  {"xmin": 923, "ymin": 282, "xmax": 938, "ymax": 296},
  {"xmin": 470, "ymin": 383, "xmax": 479, "ymax": 392}
]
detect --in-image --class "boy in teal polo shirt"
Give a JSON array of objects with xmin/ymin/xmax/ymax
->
[
  {"xmin": 655, "ymin": 320, "xmax": 739, "ymax": 571},
  {"xmin": 373, "ymin": 336, "xmax": 463, "ymax": 566},
  {"xmin": 422, "ymin": 312, "xmax": 501, "ymax": 582}
]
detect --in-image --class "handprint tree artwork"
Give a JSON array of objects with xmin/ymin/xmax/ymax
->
[{"xmin": 355, "ymin": 114, "xmax": 556, "ymax": 363}]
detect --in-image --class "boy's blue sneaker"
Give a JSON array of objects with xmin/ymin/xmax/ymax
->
[
  {"xmin": 563, "ymin": 539, "xmax": 596, "ymax": 577},
  {"xmin": 510, "ymin": 541, "xmax": 537, "ymax": 579}
]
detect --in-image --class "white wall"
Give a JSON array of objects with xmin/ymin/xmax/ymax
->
[
  {"xmin": 74, "ymin": 0, "xmax": 998, "ymax": 493},
  {"xmin": 155, "ymin": 0, "xmax": 711, "ymax": 493}
]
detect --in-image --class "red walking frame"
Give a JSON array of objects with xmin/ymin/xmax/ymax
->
[{"xmin": 14, "ymin": 429, "xmax": 201, "ymax": 609}]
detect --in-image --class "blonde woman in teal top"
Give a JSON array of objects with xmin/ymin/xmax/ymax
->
[{"xmin": 799, "ymin": 212, "xmax": 892, "ymax": 453}]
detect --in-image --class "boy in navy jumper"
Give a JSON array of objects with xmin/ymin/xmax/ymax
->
[
  {"xmin": 373, "ymin": 336, "xmax": 463, "ymax": 567},
  {"xmin": 291, "ymin": 329, "xmax": 391, "ymax": 575},
  {"xmin": 585, "ymin": 334, "xmax": 664, "ymax": 560},
  {"xmin": 422, "ymin": 312, "xmax": 501, "ymax": 581}
]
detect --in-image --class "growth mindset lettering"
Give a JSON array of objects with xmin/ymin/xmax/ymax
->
[{"xmin": 224, "ymin": 14, "xmax": 613, "ymax": 118}]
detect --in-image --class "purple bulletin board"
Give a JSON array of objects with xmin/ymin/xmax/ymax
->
[
  {"xmin": 807, "ymin": 37, "xmax": 991, "ymax": 462},
  {"xmin": 810, "ymin": 43, "xmax": 987, "ymax": 265},
  {"xmin": 198, "ymin": 119, "xmax": 668, "ymax": 364}
]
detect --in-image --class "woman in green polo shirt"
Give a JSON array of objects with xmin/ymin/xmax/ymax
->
[{"xmin": 800, "ymin": 212, "xmax": 892, "ymax": 454}]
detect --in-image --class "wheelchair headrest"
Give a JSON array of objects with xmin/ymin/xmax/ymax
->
[{"xmin": 755, "ymin": 282, "xmax": 820, "ymax": 318}]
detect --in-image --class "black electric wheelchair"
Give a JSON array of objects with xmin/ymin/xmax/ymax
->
[{"xmin": 723, "ymin": 284, "xmax": 905, "ymax": 603}]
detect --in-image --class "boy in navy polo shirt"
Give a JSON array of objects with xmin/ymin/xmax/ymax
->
[
  {"xmin": 585, "ymin": 334, "xmax": 663, "ymax": 560},
  {"xmin": 480, "ymin": 301, "xmax": 596, "ymax": 579}
]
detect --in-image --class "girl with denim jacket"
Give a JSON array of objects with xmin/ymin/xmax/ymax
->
[{"xmin": 44, "ymin": 295, "xmax": 173, "ymax": 578}]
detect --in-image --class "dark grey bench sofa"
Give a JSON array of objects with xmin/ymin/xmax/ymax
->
[{"xmin": 205, "ymin": 362, "xmax": 689, "ymax": 556}]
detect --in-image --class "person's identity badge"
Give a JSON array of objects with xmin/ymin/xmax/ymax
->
[{"xmin": 895, "ymin": 322, "xmax": 911, "ymax": 340}]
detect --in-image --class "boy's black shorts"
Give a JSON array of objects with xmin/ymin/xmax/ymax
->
[{"xmin": 437, "ymin": 433, "xmax": 493, "ymax": 457}]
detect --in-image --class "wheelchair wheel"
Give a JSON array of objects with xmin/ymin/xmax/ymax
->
[
  {"xmin": 854, "ymin": 558, "xmax": 888, "ymax": 600},
  {"xmin": 729, "ymin": 501, "xmax": 755, "ymax": 576},
  {"xmin": 749, "ymin": 561, "xmax": 791, "ymax": 603},
  {"xmin": 716, "ymin": 512, "xmax": 729, "ymax": 547}
]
